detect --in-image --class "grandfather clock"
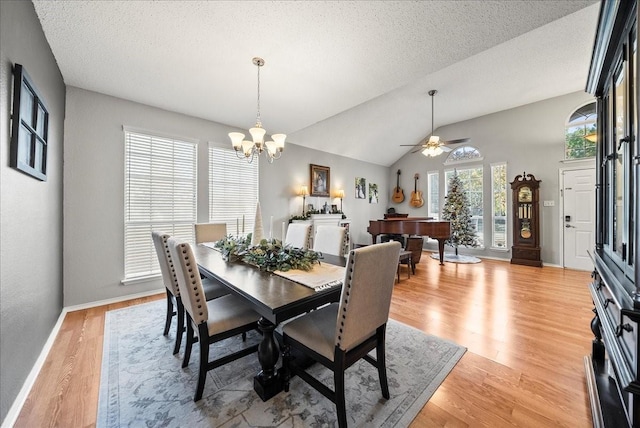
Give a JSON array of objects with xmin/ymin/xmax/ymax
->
[{"xmin": 510, "ymin": 172, "xmax": 542, "ymax": 267}]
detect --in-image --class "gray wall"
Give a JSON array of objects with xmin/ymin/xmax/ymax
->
[
  {"xmin": 390, "ymin": 90, "xmax": 595, "ymax": 265},
  {"xmin": 0, "ymin": 0, "xmax": 65, "ymax": 422},
  {"xmin": 64, "ymin": 87, "xmax": 388, "ymax": 306}
]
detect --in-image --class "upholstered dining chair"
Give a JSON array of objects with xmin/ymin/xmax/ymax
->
[
  {"xmin": 194, "ymin": 222, "xmax": 227, "ymax": 244},
  {"xmin": 152, "ymin": 231, "xmax": 230, "ymax": 355},
  {"xmin": 285, "ymin": 223, "xmax": 312, "ymax": 249},
  {"xmin": 168, "ymin": 237, "xmax": 261, "ymax": 402},
  {"xmin": 313, "ymin": 225, "xmax": 347, "ymax": 256},
  {"xmin": 282, "ymin": 241, "xmax": 402, "ymax": 427},
  {"xmin": 401, "ymin": 236, "xmax": 424, "ymax": 275}
]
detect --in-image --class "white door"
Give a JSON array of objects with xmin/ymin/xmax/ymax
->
[{"xmin": 562, "ymin": 168, "xmax": 596, "ymax": 270}]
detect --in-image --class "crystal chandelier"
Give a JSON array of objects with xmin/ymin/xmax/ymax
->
[{"xmin": 229, "ymin": 57, "xmax": 286, "ymax": 163}]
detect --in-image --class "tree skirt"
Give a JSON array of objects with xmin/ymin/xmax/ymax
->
[{"xmin": 430, "ymin": 252, "xmax": 481, "ymax": 264}]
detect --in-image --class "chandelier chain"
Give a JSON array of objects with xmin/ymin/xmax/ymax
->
[{"xmin": 255, "ymin": 61, "xmax": 262, "ymax": 127}]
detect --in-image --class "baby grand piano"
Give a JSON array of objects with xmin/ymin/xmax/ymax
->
[{"xmin": 367, "ymin": 218, "xmax": 451, "ymax": 265}]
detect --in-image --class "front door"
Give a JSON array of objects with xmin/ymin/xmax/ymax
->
[{"xmin": 562, "ymin": 168, "xmax": 596, "ymax": 271}]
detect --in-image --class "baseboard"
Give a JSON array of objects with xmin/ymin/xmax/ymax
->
[
  {"xmin": 1, "ymin": 288, "xmax": 164, "ymax": 428},
  {"xmin": 64, "ymin": 288, "xmax": 163, "ymax": 313}
]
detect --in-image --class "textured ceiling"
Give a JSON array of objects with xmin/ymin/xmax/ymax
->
[{"xmin": 32, "ymin": 0, "xmax": 600, "ymax": 166}]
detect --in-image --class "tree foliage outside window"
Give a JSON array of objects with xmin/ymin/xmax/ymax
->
[
  {"xmin": 491, "ymin": 163, "xmax": 507, "ymax": 249},
  {"xmin": 565, "ymin": 102, "xmax": 597, "ymax": 160}
]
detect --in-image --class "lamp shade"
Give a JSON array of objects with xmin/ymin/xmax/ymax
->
[{"xmin": 229, "ymin": 132, "xmax": 245, "ymax": 149}]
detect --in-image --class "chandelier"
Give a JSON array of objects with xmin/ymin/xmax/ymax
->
[{"xmin": 229, "ymin": 57, "xmax": 286, "ymax": 163}]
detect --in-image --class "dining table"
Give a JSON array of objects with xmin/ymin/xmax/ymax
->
[{"xmin": 193, "ymin": 244, "xmax": 346, "ymax": 401}]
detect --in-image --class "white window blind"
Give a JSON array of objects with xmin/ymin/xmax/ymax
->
[
  {"xmin": 208, "ymin": 145, "xmax": 259, "ymax": 236},
  {"xmin": 124, "ymin": 130, "xmax": 197, "ymax": 280}
]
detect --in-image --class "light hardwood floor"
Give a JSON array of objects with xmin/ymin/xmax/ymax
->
[{"xmin": 14, "ymin": 255, "xmax": 594, "ymax": 427}]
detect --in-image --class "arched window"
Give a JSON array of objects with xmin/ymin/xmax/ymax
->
[
  {"xmin": 444, "ymin": 145, "xmax": 483, "ymax": 164},
  {"xmin": 565, "ymin": 101, "xmax": 597, "ymax": 160}
]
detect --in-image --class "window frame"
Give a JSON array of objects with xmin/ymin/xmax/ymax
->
[
  {"xmin": 208, "ymin": 144, "xmax": 259, "ymax": 237},
  {"xmin": 10, "ymin": 63, "xmax": 49, "ymax": 181},
  {"xmin": 444, "ymin": 165, "xmax": 484, "ymax": 248},
  {"xmin": 490, "ymin": 162, "xmax": 508, "ymax": 250},
  {"xmin": 123, "ymin": 128, "xmax": 198, "ymax": 282}
]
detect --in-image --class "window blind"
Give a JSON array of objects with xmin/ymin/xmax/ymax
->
[
  {"xmin": 124, "ymin": 130, "xmax": 197, "ymax": 279},
  {"xmin": 208, "ymin": 145, "xmax": 259, "ymax": 236}
]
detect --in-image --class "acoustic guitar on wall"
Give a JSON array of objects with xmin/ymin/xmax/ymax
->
[
  {"xmin": 392, "ymin": 169, "xmax": 405, "ymax": 203},
  {"xmin": 410, "ymin": 173, "xmax": 424, "ymax": 208}
]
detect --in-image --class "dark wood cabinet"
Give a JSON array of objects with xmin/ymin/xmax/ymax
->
[
  {"xmin": 510, "ymin": 173, "xmax": 542, "ymax": 267},
  {"xmin": 585, "ymin": 1, "xmax": 639, "ymax": 427}
]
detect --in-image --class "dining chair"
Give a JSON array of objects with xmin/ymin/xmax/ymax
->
[
  {"xmin": 282, "ymin": 241, "xmax": 401, "ymax": 427},
  {"xmin": 152, "ymin": 231, "xmax": 230, "ymax": 355},
  {"xmin": 284, "ymin": 223, "xmax": 312, "ymax": 249},
  {"xmin": 313, "ymin": 225, "xmax": 347, "ymax": 256},
  {"xmin": 168, "ymin": 237, "xmax": 261, "ymax": 402},
  {"xmin": 401, "ymin": 236, "xmax": 424, "ymax": 274},
  {"xmin": 194, "ymin": 222, "xmax": 227, "ymax": 244}
]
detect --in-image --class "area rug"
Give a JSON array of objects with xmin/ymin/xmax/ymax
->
[
  {"xmin": 97, "ymin": 300, "xmax": 465, "ymax": 427},
  {"xmin": 430, "ymin": 252, "xmax": 481, "ymax": 264}
]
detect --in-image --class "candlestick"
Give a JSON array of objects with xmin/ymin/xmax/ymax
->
[{"xmin": 270, "ymin": 216, "xmax": 274, "ymax": 239}]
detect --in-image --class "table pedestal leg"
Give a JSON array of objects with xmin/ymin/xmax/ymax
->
[{"xmin": 253, "ymin": 317, "xmax": 282, "ymax": 401}]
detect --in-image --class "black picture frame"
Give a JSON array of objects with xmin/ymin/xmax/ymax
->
[
  {"xmin": 310, "ymin": 164, "xmax": 330, "ymax": 197},
  {"xmin": 11, "ymin": 63, "xmax": 49, "ymax": 181}
]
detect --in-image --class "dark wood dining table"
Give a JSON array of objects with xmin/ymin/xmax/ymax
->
[{"xmin": 193, "ymin": 244, "xmax": 346, "ymax": 401}]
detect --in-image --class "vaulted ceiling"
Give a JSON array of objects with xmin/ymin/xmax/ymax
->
[{"xmin": 33, "ymin": 0, "xmax": 600, "ymax": 166}]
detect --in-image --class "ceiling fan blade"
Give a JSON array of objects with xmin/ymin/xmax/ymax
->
[
  {"xmin": 400, "ymin": 144, "xmax": 422, "ymax": 147},
  {"xmin": 444, "ymin": 138, "xmax": 470, "ymax": 145},
  {"xmin": 410, "ymin": 147, "xmax": 424, "ymax": 154},
  {"xmin": 440, "ymin": 146, "xmax": 453, "ymax": 153}
]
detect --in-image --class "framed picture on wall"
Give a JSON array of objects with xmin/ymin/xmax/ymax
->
[
  {"xmin": 310, "ymin": 164, "xmax": 330, "ymax": 197},
  {"xmin": 10, "ymin": 63, "xmax": 49, "ymax": 181},
  {"xmin": 355, "ymin": 177, "xmax": 366, "ymax": 199},
  {"xmin": 369, "ymin": 183, "xmax": 379, "ymax": 204}
]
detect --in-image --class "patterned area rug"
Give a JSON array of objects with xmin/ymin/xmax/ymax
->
[
  {"xmin": 97, "ymin": 300, "xmax": 465, "ymax": 427},
  {"xmin": 430, "ymin": 252, "xmax": 482, "ymax": 264}
]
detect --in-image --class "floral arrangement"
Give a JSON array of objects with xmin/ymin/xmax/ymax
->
[{"xmin": 213, "ymin": 235, "xmax": 321, "ymax": 272}]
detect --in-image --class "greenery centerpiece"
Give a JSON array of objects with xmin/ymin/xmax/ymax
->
[
  {"xmin": 243, "ymin": 238, "xmax": 321, "ymax": 272},
  {"xmin": 213, "ymin": 236, "xmax": 321, "ymax": 272},
  {"xmin": 213, "ymin": 234, "xmax": 252, "ymax": 261}
]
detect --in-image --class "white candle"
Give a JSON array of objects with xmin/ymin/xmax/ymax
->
[
  {"xmin": 270, "ymin": 216, "xmax": 274, "ymax": 239},
  {"xmin": 282, "ymin": 222, "xmax": 286, "ymax": 241}
]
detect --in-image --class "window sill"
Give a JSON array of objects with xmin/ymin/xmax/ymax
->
[{"xmin": 121, "ymin": 273, "xmax": 161, "ymax": 286}]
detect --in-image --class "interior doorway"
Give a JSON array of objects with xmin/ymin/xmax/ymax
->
[{"xmin": 561, "ymin": 167, "xmax": 595, "ymax": 271}]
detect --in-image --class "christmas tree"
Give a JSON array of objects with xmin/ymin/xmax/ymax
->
[{"xmin": 442, "ymin": 173, "xmax": 479, "ymax": 255}]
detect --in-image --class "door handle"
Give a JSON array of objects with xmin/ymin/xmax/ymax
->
[{"xmin": 565, "ymin": 224, "xmax": 576, "ymax": 228}]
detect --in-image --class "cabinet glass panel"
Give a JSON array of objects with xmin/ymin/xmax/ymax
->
[{"xmin": 614, "ymin": 64, "xmax": 626, "ymax": 258}]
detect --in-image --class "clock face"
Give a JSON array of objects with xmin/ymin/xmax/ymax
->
[{"xmin": 518, "ymin": 186, "xmax": 532, "ymax": 203}]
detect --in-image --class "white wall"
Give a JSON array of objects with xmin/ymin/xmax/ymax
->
[
  {"xmin": 0, "ymin": 1, "xmax": 65, "ymax": 421},
  {"xmin": 63, "ymin": 87, "xmax": 388, "ymax": 306},
  {"xmin": 390, "ymin": 90, "xmax": 596, "ymax": 265}
]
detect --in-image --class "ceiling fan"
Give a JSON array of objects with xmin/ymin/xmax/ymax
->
[{"xmin": 401, "ymin": 89, "xmax": 470, "ymax": 157}]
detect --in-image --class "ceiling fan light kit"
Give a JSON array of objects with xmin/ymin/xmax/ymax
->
[{"xmin": 401, "ymin": 89, "xmax": 469, "ymax": 157}]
